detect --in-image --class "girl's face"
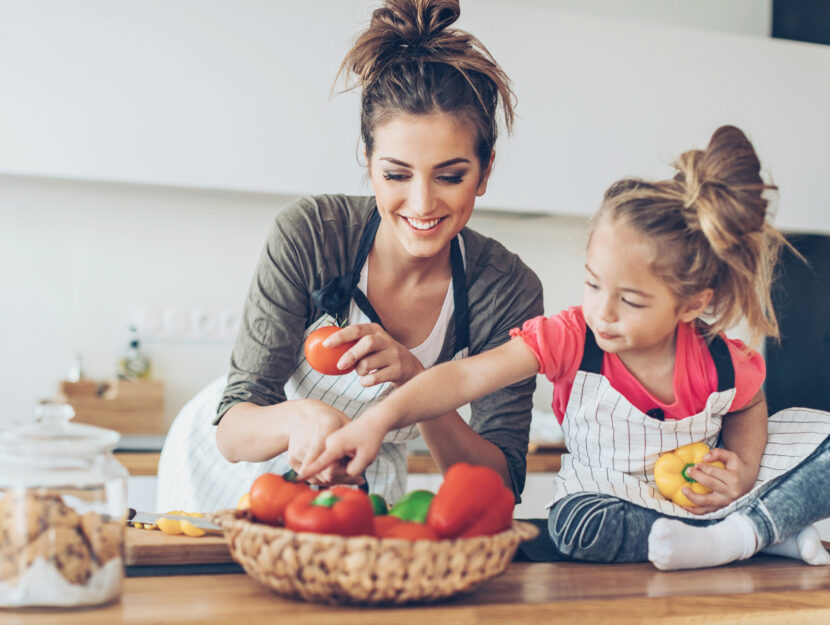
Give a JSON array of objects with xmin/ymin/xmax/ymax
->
[
  {"xmin": 368, "ymin": 113, "xmax": 492, "ymax": 261},
  {"xmin": 582, "ymin": 216, "xmax": 707, "ymax": 362}
]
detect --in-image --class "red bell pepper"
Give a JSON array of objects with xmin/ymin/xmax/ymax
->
[
  {"xmin": 283, "ymin": 486, "xmax": 375, "ymax": 536},
  {"xmin": 426, "ymin": 463, "xmax": 515, "ymax": 539},
  {"xmin": 381, "ymin": 520, "xmax": 439, "ymax": 541},
  {"xmin": 373, "ymin": 514, "xmax": 404, "ymax": 537}
]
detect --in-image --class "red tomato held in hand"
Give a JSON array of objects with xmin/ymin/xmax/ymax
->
[
  {"xmin": 249, "ymin": 473, "xmax": 309, "ymax": 526},
  {"xmin": 304, "ymin": 325, "xmax": 357, "ymax": 375}
]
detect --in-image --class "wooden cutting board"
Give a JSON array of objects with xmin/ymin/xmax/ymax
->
[{"xmin": 124, "ymin": 527, "xmax": 234, "ymax": 566}]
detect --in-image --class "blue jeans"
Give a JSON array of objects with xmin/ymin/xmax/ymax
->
[{"xmin": 539, "ymin": 435, "xmax": 830, "ymax": 563}]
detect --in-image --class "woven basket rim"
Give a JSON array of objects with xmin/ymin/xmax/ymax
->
[{"xmin": 210, "ymin": 508, "xmax": 539, "ymax": 544}]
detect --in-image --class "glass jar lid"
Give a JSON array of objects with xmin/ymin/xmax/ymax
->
[{"xmin": 0, "ymin": 403, "xmax": 120, "ymax": 456}]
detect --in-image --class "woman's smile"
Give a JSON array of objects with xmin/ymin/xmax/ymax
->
[{"xmin": 402, "ymin": 215, "xmax": 447, "ymax": 232}]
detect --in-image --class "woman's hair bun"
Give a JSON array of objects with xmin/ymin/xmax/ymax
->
[{"xmin": 371, "ymin": 0, "xmax": 460, "ymax": 52}]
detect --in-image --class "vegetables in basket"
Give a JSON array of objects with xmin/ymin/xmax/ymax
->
[
  {"xmin": 249, "ymin": 472, "xmax": 310, "ymax": 525},
  {"xmin": 284, "ymin": 486, "xmax": 375, "ymax": 536},
  {"xmin": 427, "ymin": 463, "xmax": 514, "ymax": 538},
  {"xmin": 389, "ymin": 490, "xmax": 434, "ymax": 523}
]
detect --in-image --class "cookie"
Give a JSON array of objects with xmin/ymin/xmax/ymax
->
[
  {"xmin": 80, "ymin": 511, "xmax": 122, "ymax": 564},
  {"xmin": 0, "ymin": 492, "xmax": 80, "ymax": 550},
  {"xmin": 23, "ymin": 526, "xmax": 92, "ymax": 585}
]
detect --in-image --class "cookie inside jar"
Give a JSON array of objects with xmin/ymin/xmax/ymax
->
[{"xmin": 0, "ymin": 403, "xmax": 128, "ymax": 608}]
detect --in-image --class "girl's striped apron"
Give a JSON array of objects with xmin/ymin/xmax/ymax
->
[
  {"xmin": 158, "ymin": 210, "xmax": 470, "ymax": 512},
  {"xmin": 551, "ymin": 328, "xmax": 830, "ymax": 520}
]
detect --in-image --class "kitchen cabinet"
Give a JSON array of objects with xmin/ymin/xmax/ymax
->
[{"xmin": 2, "ymin": 2, "xmax": 830, "ymax": 231}]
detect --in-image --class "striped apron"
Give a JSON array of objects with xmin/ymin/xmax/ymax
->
[
  {"xmin": 551, "ymin": 328, "xmax": 830, "ymax": 520},
  {"xmin": 157, "ymin": 210, "xmax": 470, "ymax": 512}
]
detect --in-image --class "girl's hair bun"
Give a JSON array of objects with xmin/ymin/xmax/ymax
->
[{"xmin": 673, "ymin": 125, "xmax": 771, "ymax": 251}]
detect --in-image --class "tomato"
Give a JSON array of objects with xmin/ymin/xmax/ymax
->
[
  {"xmin": 304, "ymin": 325, "xmax": 357, "ymax": 375},
  {"xmin": 249, "ymin": 473, "xmax": 309, "ymax": 526}
]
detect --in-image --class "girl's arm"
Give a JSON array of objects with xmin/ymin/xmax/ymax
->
[
  {"xmin": 683, "ymin": 389, "xmax": 767, "ymax": 514},
  {"xmin": 299, "ymin": 337, "xmax": 541, "ymax": 479}
]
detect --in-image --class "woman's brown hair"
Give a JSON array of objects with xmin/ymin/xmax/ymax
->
[
  {"xmin": 595, "ymin": 125, "xmax": 793, "ymax": 346},
  {"xmin": 337, "ymin": 0, "xmax": 515, "ymax": 171}
]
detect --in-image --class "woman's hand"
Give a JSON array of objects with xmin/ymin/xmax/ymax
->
[
  {"xmin": 286, "ymin": 399, "xmax": 365, "ymax": 487},
  {"xmin": 298, "ymin": 410, "xmax": 388, "ymax": 482},
  {"xmin": 323, "ymin": 323, "xmax": 424, "ymax": 388},
  {"xmin": 681, "ymin": 448, "xmax": 758, "ymax": 515}
]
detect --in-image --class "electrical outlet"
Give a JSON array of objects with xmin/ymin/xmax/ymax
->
[
  {"xmin": 219, "ymin": 310, "xmax": 241, "ymax": 340},
  {"xmin": 131, "ymin": 306, "xmax": 239, "ymax": 342},
  {"xmin": 192, "ymin": 309, "xmax": 219, "ymax": 338}
]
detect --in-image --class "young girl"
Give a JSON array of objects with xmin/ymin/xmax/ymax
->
[{"xmin": 301, "ymin": 125, "xmax": 830, "ymax": 570}]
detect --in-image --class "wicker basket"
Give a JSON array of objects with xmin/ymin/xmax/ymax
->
[{"xmin": 210, "ymin": 509, "xmax": 538, "ymax": 605}]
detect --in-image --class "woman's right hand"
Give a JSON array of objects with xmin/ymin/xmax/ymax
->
[
  {"xmin": 322, "ymin": 323, "xmax": 425, "ymax": 388},
  {"xmin": 286, "ymin": 399, "xmax": 365, "ymax": 487}
]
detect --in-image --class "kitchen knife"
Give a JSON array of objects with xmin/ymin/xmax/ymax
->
[{"xmin": 128, "ymin": 508, "xmax": 223, "ymax": 532}]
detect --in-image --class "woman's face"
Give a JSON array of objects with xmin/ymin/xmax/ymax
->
[{"xmin": 368, "ymin": 113, "xmax": 492, "ymax": 260}]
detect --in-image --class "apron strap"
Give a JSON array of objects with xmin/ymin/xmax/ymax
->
[
  {"xmin": 311, "ymin": 208, "xmax": 382, "ymax": 324},
  {"xmin": 449, "ymin": 236, "xmax": 470, "ymax": 353},
  {"xmin": 707, "ymin": 334, "xmax": 735, "ymax": 392},
  {"xmin": 580, "ymin": 326, "xmax": 736, "ymax": 393},
  {"xmin": 579, "ymin": 328, "xmax": 603, "ymax": 374},
  {"xmin": 311, "ymin": 206, "xmax": 469, "ymax": 352}
]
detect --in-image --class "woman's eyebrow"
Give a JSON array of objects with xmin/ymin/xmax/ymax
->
[{"xmin": 378, "ymin": 157, "xmax": 471, "ymax": 169}]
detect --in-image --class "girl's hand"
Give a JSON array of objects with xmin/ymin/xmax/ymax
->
[
  {"xmin": 286, "ymin": 399, "xmax": 365, "ymax": 487},
  {"xmin": 323, "ymin": 323, "xmax": 424, "ymax": 388},
  {"xmin": 297, "ymin": 414, "xmax": 386, "ymax": 482},
  {"xmin": 681, "ymin": 448, "xmax": 758, "ymax": 515}
]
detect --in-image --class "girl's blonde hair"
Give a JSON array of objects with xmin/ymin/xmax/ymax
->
[{"xmin": 594, "ymin": 125, "xmax": 791, "ymax": 345}]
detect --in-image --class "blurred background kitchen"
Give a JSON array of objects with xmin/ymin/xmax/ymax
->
[{"xmin": 1, "ymin": 1, "xmax": 828, "ymax": 521}]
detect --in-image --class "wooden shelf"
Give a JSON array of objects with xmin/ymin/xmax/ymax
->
[{"xmin": 115, "ymin": 452, "xmax": 160, "ymax": 476}]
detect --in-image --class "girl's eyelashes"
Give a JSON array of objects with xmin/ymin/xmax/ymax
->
[
  {"xmin": 622, "ymin": 299, "xmax": 646, "ymax": 309},
  {"xmin": 382, "ymin": 171, "xmax": 409, "ymax": 181},
  {"xmin": 585, "ymin": 281, "xmax": 599, "ymax": 290}
]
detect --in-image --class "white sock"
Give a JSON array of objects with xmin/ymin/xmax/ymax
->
[
  {"xmin": 648, "ymin": 514, "xmax": 757, "ymax": 571},
  {"xmin": 762, "ymin": 525, "xmax": 830, "ymax": 566}
]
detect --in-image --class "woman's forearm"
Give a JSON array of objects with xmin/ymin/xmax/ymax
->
[
  {"xmin": 418, "ymin": 413, "xmax": 512, "ymax": 488},
  {"xmin": 215, "ymin": 401, "xmax": 296, "ymax": 463}
]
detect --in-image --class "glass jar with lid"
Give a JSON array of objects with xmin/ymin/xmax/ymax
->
[{"xmin": 0, "ymin": 403, "xmax": 128, "ymax": 608}]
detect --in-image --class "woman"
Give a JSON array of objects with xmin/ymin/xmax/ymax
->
[{"xmin": 157, "ymin": 0, "xmax": 542, "ymax": 511}]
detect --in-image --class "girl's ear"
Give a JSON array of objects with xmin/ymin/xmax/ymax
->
[
  {"xmin": 679, "ymin": 289, "xmax": 714, "ymax": 323},
  {"xmin": 476, "ymin": 151, "xmax": 496, "ymax": 196}
]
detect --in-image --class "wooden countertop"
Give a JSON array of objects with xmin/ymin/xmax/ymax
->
[
  {"xmin": 6, "ymin": 556, "xmax": 830, "ymax": 624},
  {"xmin": 115, "ymin": 445, "xmax": 566, "ymax": 477}
]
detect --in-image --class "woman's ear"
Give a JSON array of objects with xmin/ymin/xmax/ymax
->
[
  {"xmin": 476, "ymin": 151, "xmax": 496, "ymax": 196},
  {"xmin": 679, "ymin": 289, "xmax": 714, "ymax": 323}
]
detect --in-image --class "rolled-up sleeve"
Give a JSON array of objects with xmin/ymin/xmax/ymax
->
[{"xmin": 214, "ymin": 203, "xmax": 317, "ymax": 423}]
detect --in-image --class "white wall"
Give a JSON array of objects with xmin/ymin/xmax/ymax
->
[
  {"xmin": 0, "ymin": 172, "xmax": 588, "ymax": 428},
  {"xmin": 1, "ymin": 1, "xmax": 828, "ymax": 231}
]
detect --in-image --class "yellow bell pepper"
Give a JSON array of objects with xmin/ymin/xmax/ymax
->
[{"xmin": 654, "ymin": 442, "xmax": 725, "ymax": 507}]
